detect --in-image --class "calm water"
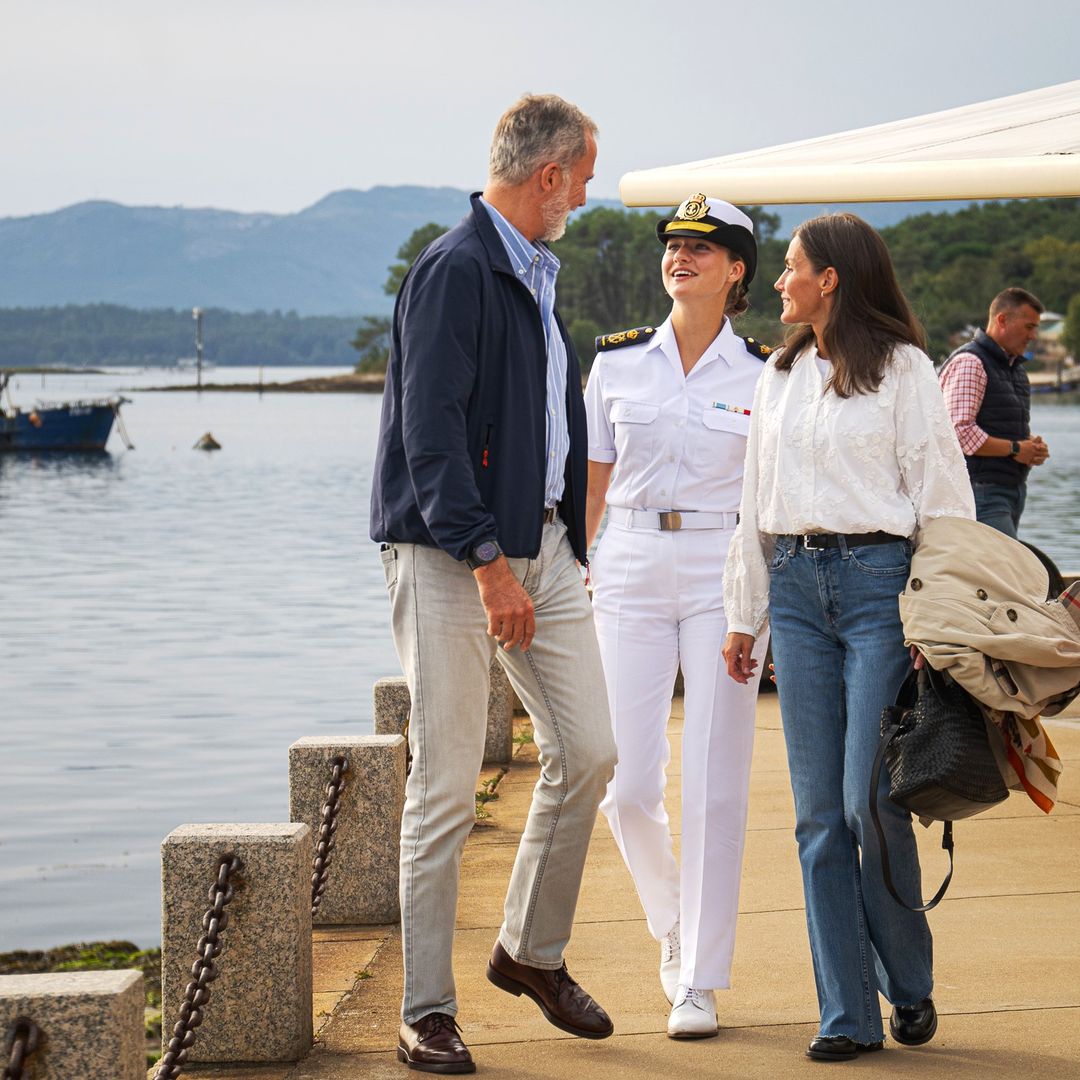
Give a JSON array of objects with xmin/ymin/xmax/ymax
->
[
  {"xmin": 1, "ymin": 368, "xmax": 1077, "ymax": 951},
  {"xmin": 1, "ymin": 368, "xmax": 399, "ymax": 950}
]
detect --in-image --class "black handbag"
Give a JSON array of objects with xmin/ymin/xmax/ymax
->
[{"xmin": 869, "ymin": 664, "xmax": 1008, "ymax": 912}]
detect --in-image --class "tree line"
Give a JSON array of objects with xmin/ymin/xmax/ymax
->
[
  {"xmin": 0, "ymin": 305, "xmax": 359, "ymax": 367},
  {"xmin": 4, "ymin": 199, "xmax": 1075, "ymax": 372},
  {"xmin": 357, "ymin": 197, "xmax": 1080, "ymax": 370}
]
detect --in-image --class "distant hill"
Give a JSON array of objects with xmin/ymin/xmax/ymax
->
[
  {"xmin": 0, "ymin": 187, "xmax": 979, "ymax": 317},
  {"xmin": 0, "ymin": 187, "xmax": 477, "ymax": 317},
  {"xmin": 4, "ymin": 198, "xmax": 1074, "ymax": 367}
]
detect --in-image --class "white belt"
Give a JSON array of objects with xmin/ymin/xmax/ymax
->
[{"xmin": 607, "ymin": 507, "xmax": 739, "ymax": 531}]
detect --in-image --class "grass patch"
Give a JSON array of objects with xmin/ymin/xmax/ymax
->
[{"xmin": 475, "ymin": 769, "xmax": 509, "ymax": 821}]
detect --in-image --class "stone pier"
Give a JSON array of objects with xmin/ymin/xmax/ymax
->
[
  {"xmin": 288, "ymin": 735, "xmax": 407, "ymax": 925},
  {"xmin": 160, "ymin": 823, "xmax": 312, "ymax": 1064},
  {"xmin": 171, "ymin": 696, "xmax": 1080, "ymax": 1079},
  {"xmin": 0, "ymin": 970, "xmax": 144, "ymax": 1080},
  {"xmin": 373, "ymin": 657, "xmax": 514, "ymax": 764}
]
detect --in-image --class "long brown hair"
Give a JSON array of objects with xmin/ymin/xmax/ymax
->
[{"xmin": 776, "ymin": 213, "xmax": 925, "ymax": 397}]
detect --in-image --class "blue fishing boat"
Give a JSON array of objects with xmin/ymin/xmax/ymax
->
[{"xmin": 0, "ymin": 372, "xmax": 133, "ymax": 452}]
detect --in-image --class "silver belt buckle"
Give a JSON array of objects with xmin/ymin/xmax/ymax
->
[
  {"xmin": 802, "ymin": 533, "xmax": 826, "ymax": 550},
  {"xmin": 658, "ymin": 511, "xmax": 683, "ymax": 531}
]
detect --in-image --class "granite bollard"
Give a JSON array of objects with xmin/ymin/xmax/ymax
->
[
  {"xmin": 371, "ymin": 676, "xmax": 411, "ymax": 738},
  {"xmin": 160, "ymin": 823, "xmax": 312, "ymax": 1064},
  {"xmin": 373, "ymin": 658, "xmax": 513, "ymax": 764},
  {"xmin": 0, "ymin": 970, "xmax": 144, "ymax": 1080},
  {"xmin": 288, "ymin": 735, "xmax": 406, "ymax": 924},
  {"xmin": 485, "ymin": 661, "xmax": 515, "ymax": 762}
]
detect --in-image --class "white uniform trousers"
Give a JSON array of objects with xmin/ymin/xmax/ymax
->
[{"xmin": 592, "ymin": 521, "xmax": 767, "ymax": 990}]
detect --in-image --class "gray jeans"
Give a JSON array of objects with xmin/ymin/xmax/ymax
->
[
  {"xmin": 380, "ymin": 519, "xmax": 616, "ymax": 1024},
  {"xmin": 972, "ymin": 480, "xmax": 1027, "ymax": 540}
]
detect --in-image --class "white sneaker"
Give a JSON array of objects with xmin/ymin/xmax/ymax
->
[
  {"xmin": 659, "ymin": 920, "xmax": 681, "ymax": 1004},
  {"xmin": 667, "ymin": 985, "xmax": 719, "ymax": 1039}
]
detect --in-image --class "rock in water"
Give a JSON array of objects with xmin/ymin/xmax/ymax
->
[{"xmin": 193, "ymin": 432, "xmax": 222, "ymax": 451}]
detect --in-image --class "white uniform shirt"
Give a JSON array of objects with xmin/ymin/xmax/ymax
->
[
  {"xmin": 723, "ymin": 342, "xmax": 976, "ymax": 638},
  {"xmin": 585, "ymin": 316, "xmax": 765, "ymax": 512}
]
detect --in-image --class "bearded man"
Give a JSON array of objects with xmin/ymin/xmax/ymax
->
[{"xmin": 370, "ymin": 93, "xmax": 616, "ymax": 1074}]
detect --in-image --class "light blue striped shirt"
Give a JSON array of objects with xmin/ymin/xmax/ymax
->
[{"xmin": 481, "ymin": 197, "xmax": 569, "ymax": 508}]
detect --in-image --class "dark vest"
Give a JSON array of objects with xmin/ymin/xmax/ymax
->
[{"xmin": 942, "ymin": 329, "xmax": 1030, "ymax": 487}]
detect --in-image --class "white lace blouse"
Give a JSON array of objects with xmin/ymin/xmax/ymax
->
[{"xmin": 723, "ymin": 342, "xmax": 976, "ymax": 637}]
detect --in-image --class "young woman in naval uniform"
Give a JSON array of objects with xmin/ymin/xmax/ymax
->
[{"xmin": 584, "ymin": 194, "xmax": 770, "ymax": 1039}]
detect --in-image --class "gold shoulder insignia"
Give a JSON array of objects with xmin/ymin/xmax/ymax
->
[
  {"xmin": 742, "ymin": 335, "xmax": 772, "ymax": 361},
  {"xmin": 595, "ymin": 325, "xmax": 656, "ymax": 352}
]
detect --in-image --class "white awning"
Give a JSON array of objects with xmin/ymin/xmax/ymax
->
[{"xmin": 620, "ymin": 80, "xmax": 1080, "ymax": 207}]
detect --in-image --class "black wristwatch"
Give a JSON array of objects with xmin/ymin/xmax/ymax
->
[
  {"xmin": 466, "ymin": 539, "xmax": 503, "ymax": 570},
  {"xmin": 1009, "ymin": 439, "xmax": 1021, "ymax": 458}
]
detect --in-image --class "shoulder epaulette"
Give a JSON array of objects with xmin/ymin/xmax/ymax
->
[
  {"xmin": 595, "ymin": 326, "xmax": 656, "ymax": 352},
  {"xmin": 741, "ymin": 335, "xmax": 773, "ymax": 361}
]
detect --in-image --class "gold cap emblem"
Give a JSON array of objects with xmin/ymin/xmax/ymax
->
[{"xmin": 676, "ymin": 193, "xmax": 709, "ymax": 221}]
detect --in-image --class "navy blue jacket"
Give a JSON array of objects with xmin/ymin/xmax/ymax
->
[{"xmin": 370, "ymin": 193, "xmax": 588, "ymax": 563}]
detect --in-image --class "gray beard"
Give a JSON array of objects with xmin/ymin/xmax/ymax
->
[{"xmin": 539, "ymin": 191, "xmax": 572, "ymax": 243}]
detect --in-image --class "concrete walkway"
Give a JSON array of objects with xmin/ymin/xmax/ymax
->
[{"xmin": 183, "ymin": 695, "xmax": 1080, "ymax": 1079}]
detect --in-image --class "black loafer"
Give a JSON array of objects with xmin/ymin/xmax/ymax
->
[
  {"xmin": 890, "ymin": 997, "xmax": 938, "ymax": 1046},
  {"xmin": 806, "ymin": 1035, "xmax": 885, "ymax": 1061}
]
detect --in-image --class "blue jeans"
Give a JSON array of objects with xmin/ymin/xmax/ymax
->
[
  {"xmin": 768, "ymin": 537, "xmax": 933, "ymax": 1043},
  {"xmin": 972, "ymin": 480, "xmax": 1026, "ymax": 539}
]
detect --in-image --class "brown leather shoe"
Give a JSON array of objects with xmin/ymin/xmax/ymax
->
[
  {"xmin": 397, "ymin": 1013, "xmax": 476, "ymax": 1074},
  {"xmin": 486, "ymin": 941, "xmax": 614, "ymax": 1039}
]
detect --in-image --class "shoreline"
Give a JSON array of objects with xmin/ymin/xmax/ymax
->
[
  {"xmin": 105, "ymin": 371, "xmax": 1080, "ymax": 401},
  {"xmin": 9, "ymin": 366, "xmax": 1080, "ymax": 399},
  {"xmin": 140, "ymin": 372, "xmax": 386, "ymax": 393},
  {"xmin": 1, "ymin": 365, "xmax": 107, "ymax": 375}
]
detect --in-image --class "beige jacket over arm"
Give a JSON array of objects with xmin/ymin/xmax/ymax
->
[{"xmin": 899, "ymin": 516, "xmax": 1080, "ymax": 719}]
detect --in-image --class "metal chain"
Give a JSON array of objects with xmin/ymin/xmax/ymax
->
[
  {"xmin": 154, "ymin": 854, "xmax": 243, "ymax": 1080},
  {"xmin": 311, "ymin": 755, "xmax": 349, "ymax": 916},
  {"xmin": 3, "ymin": 1018, "xmax": 40, "ymax": 1080}
]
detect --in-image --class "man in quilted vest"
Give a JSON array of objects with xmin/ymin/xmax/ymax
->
[{"xmin": 939, "ymin": 287, "xmax": 1050, "ymax": 538}]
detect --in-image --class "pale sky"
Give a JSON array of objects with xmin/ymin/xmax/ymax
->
[{"xmin": 2, "ymin": 0, "xmax": 1078, "ymax": 219}]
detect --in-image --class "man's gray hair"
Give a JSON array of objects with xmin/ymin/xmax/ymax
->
[{"xmin": 489, "ymin": 94, "xmax": 598, "ymax": 186}]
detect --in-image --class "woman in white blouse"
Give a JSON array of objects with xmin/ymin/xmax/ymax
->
[
  {"xmin": 584, "ymin": 195, "xmax": 769, "ymax": 1040},
  {"xmin": 722, "ymin": 213, "xmax": 975, "ymax": 1061}
]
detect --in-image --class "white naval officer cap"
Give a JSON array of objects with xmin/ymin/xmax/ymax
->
[{"xmin": 656, "ymin": 194, "xmax": 758, "ymax": 283}]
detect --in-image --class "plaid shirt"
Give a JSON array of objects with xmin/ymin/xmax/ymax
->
[{"xmin": 939, "ymin": 352, "xmax": 992, "ymax": 454}]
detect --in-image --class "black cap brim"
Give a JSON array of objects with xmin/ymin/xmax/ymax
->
[{"xmin": 656, "ymin": 219, "xmax": 757, "ymax": 285}]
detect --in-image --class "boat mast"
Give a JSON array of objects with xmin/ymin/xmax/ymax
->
[{"xmin": 193, "ymin": 307, "xmax": 204, "ymax": 391}]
